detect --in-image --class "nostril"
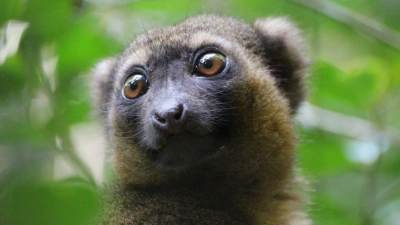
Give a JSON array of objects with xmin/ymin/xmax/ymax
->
[
  {"xmin": 174, "ymin": 104, "xmax": 184, "ymax": 120},
  {"xmin": 155, "ymin": 114, "xmax": 167, "ymax": 124}
]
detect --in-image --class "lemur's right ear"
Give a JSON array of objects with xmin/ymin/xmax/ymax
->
[
  {"xmin": 253, "ymin": 18, "xmax": 309, "ymax": 113},
  {"xmin": 90, "ymin": 57, "xmax": 117, "ymax": 120}
]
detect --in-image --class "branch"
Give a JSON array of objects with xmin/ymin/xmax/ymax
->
[
  {"xmin": 297, "ymin": 102, "xmax": 400, "ymax": 147},
  {"xmin": 288, "ymin": 0, "xmax": 400, "ymax": 51}
]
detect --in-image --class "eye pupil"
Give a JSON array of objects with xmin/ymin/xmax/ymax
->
[
  {"xmin": 130, "ymin": 82, "xmax": 138, "ymax": 91},
  {"xmin": 203, "ymin": 60, "xmax": 213, "ymax": 69}
]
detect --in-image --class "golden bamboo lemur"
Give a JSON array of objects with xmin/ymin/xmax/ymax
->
[{"xmin": 91, "ymin": 14, "xmax": 310, "ymax": 224}]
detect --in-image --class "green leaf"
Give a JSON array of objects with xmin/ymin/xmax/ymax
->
[{"xmin": 0, "ymin": 178, "xmax": 100, "ymax": 225}]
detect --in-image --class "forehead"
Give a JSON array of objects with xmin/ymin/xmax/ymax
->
[
  {"xmin": 118, "ymin": 31, "xmax": 235, "ymax": 72},
  {"xmin": 121, "ymin": 15, "xmax": 255, "ymax": 62},
  {"xmin": 114, "ymin": 15, "xmax": 257, "ymax": 82}
]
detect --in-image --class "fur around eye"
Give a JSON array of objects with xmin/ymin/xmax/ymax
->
[{"xmin": 195, "ymin": 52, "xmax": 226, "ymax": 76}]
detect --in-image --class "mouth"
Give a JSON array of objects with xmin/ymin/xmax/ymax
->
[{"xmin": 147, "ymin": 131, "xmax": 225, "ymax": 169}]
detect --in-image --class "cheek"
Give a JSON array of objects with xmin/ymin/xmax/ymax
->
[
  {"xmin": 111, "ymin": 98, "xmax": 146, "ymax": 135},
  {"xmin": 185, "ymin": 81, "xmax": 226, "ymax": 109},
  {"xmin": 136, "ymin": 99, "xmax": 167, "ymax": 149}
]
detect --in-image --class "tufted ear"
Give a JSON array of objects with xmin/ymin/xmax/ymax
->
[
  {"xmin": 89, "ymin": 57, "xmax": 117, "ymax": 120},
  {"xmin": 253, "ymin": 17, "xmax": 309, "ymax": 113}
]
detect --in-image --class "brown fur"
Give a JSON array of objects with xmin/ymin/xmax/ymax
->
[{"xmin": 91, "ymin": 15, "xmax": 310, "ymax": 224}]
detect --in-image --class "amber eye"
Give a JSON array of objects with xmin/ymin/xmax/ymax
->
[
  {"xmin": 122, "ymin": 74, "xmax": 149, "ymax": 99},
  {"xmin": 195, "ymin": 52, "xmax": 226, "ymax": 76}
]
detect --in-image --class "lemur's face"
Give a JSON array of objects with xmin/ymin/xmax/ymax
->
[{"xmin": 112, "ymin": 30, "xmax": 247, "ymax": 170}]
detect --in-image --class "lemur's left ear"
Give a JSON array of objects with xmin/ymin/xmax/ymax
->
[
  {"xmin": 90, "ymin": 57, "xmax": 117, "ymax": 120},
  {"xmin": 253, "ymin": 17, "xmax": 309, "ymax": 113}
]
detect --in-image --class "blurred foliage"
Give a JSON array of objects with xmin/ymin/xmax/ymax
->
[{"xmin": 0, "ymin": 0, "xmax": 399, "ymax": 224}]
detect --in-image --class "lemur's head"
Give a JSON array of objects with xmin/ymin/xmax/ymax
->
[{"xmin": 91, "ymin": 15, "xmax": 308, "ymax": 183}]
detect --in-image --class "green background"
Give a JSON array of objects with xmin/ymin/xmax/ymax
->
[{"xmin": 1, "ymin": 0, "xmax": 399, "ymax": 224}]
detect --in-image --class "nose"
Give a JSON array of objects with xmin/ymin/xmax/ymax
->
[{"xmin": 152, "ymin": 103, "xmax": 187, "ymax": 133}]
